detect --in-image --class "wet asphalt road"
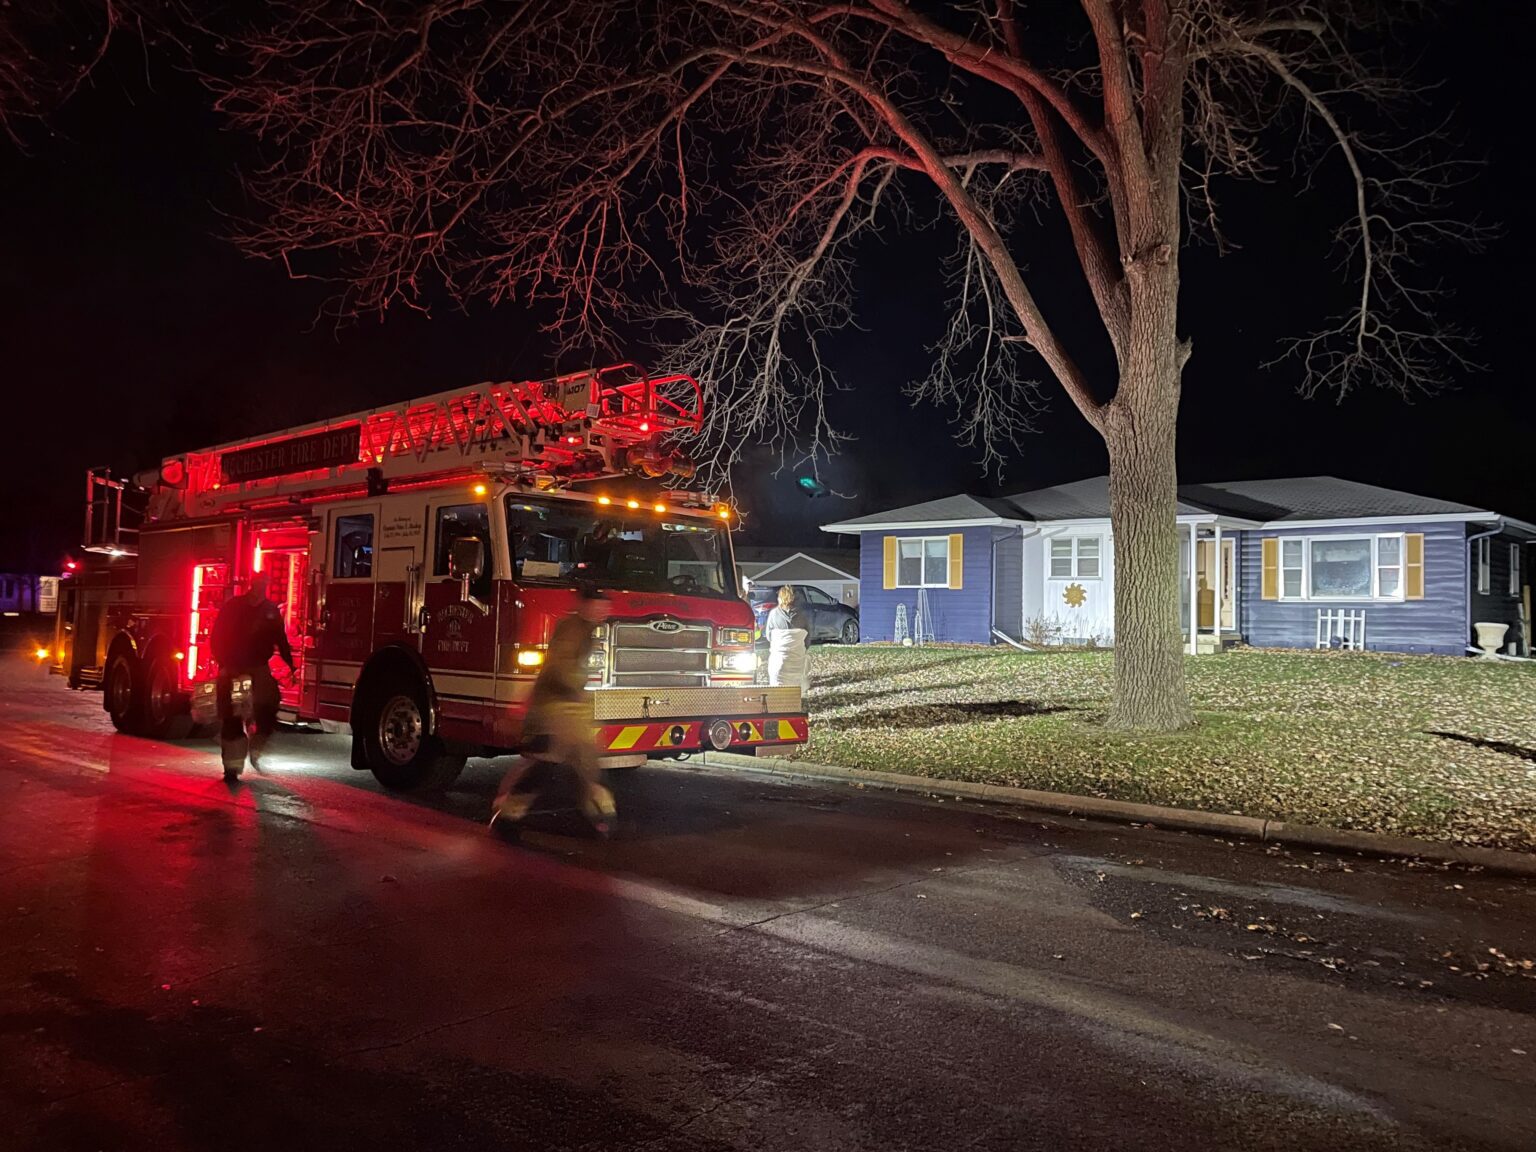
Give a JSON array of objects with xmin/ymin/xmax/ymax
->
[{"xmin": 2, "ymin": 655, "xmax": 1534, "ymax": 1151}]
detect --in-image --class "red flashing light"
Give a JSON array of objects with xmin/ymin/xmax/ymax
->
[
  {"xmin": 252, "ymin": 544, "xmax": 264, "ymax": 573},
  {"xmin": 639, "ymin": 421, "xmax": 649, "ymax": 433},
  {"xmin": 64, "ymin": 560, "xmax": 78, "ymax": 571},
  {"xmin": 187, "ymin": 564, "xmax": 208, "ymax": 680}
]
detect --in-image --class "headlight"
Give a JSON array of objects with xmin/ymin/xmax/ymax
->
[
  {"xmin": 715, "ymin": 650, "xmax": 756, "ymax": 673},
  {"xmin": 718, "ymin": 627, "xmax": 754, "ymax": 646}
]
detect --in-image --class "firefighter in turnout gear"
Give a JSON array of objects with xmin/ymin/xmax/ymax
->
[
  {"xmin": 492, "ymin": 588, "xmax": 616, "ymax": 836},
  {"xmin": 211, "ymin": 572, "xmax": 294, "ymax": 781}
]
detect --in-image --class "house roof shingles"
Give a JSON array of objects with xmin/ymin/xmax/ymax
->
[
  {"xmin": 1003, "ymin": 476, "xmax": 1212, "ymax": 520},
  {"xmin": 1185, "ymin": 477, "xmax": 1489, "ymax": 522},
  {"xmin": 821, "ymin": 493, "xmax": 1022, "ymax": 532},
  {"xmin": 822, "ymin": 475, "xmax": 1520, "ymax": 534}
]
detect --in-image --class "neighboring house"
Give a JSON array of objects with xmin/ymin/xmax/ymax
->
[
  {"xmin": 734, "ymin": 547, "xmax": 860, "ymax": 606},
  {"xmin": 821, "ymin": 477, "xmax": 1534, "ymax": 657},
  {"xmin": 0, "ymin": 572, "xmax": 57, "ymax": 615}
]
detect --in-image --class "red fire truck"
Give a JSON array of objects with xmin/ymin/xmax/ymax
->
[{"xmin": 51, "ymin": 364, "xmax": 807, "ymax": 790}]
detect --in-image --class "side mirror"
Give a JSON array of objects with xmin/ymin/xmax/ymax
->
[{"xmin": 449, "ymin": 538, "xmax": 486, "ymax": 580}]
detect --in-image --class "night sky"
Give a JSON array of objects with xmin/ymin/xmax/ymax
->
[{"xmin": 1, "ymin": 3, "xmax": 1530, "ymax": 571}]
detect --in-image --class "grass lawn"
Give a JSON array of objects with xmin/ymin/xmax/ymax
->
[{"xmin": 793, "ymin": 646, "xmax": 1536, "ymax": 852}]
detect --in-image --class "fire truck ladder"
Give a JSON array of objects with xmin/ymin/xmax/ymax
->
[{"xmin": 164, "ymin": 363, "xmax": 707, "ymax": 517}]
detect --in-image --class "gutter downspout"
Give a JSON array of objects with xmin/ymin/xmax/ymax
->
[{"xmin": 1466, "ymin": 519, "xmax": 1504, "ymax": 655}]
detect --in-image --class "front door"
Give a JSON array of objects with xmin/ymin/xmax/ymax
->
[
  {"xmin": 1220, "ymin": 539, "xmax": 1235, "ymax": 629},
  {"xmin": 1195, "ymin": 539, "xmax": 1236, "ymax": 631}
]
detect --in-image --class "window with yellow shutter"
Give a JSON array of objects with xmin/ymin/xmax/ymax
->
[
  {"xmin": 1263, "ymin": 532, "xmax": 1421, "ymax": 602},
  {"xmin": 891, "ymin": 535, "xmax": 956, "ymax": 588}
]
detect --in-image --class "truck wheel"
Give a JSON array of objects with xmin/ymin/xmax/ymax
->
[
  {"xmin": 840, "ymin": 619, "xmax": 859, "ymax": 644},
  {"xmin": 140, "ymin": 655, "xmax": 183, "ymax": 739},
  {"xmin": 359, "ymin": 678, "xmax": 466, "ymax": 791},
  {"xmin": 105, "ymin": 652, "xmax": 143, "ymax": 734}
]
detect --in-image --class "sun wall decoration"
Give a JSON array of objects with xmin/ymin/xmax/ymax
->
[{"xmin": 1063, "ymin": 583, "xmax": 1087, "ymax": 608}]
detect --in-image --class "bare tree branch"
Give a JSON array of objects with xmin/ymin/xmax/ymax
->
[
  {"xmin": 200, "ymin": 0, "xmax": 1476, "ymax": 474},
  {"xmin": 1, "ymin": 0, "xmax": 120, "ymax": 147}
]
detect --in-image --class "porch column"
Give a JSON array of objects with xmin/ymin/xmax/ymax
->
[
  {"xmin": 1188, "ymin": 525, "xmax": 1199, "ymax": 656},
  {"xmin": 1213, "ymin": 522, "xmax": 1223, "ymax": 647}
]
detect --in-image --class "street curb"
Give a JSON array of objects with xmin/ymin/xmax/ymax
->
[{"xmin": 699, "ymin": 751, "xmax": 1536, "ymax": 877}]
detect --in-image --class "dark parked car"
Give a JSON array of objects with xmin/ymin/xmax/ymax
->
[{"xmin": 747, "ymin": 584, "xmax": 860, "ymax": 644}]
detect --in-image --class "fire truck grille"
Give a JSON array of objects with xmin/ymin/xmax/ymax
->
[
  {"xmin": 611, "ymin": 621, "xmax": 711, "ymax": 650},
  {"xmin": 613, "ymin": 648, "xmax": 706, "ymax": 674},
  {"xmin": 608, "ymin": 621, "xmax": 712, "ymax": 686},
  {"xmin": 608, "ymin": 671, "xmax": 711, "ymax": 688}
]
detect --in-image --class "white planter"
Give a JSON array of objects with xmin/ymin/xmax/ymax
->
[{"xmin": 1473, "ymin": 621, "xmax": 1509, "ymax": 657}]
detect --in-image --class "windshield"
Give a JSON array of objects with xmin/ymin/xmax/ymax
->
[{"xmin": 504, "ymin": 496, "xmax": 735, "ymax": 598}]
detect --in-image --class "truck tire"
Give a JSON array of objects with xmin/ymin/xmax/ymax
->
[
  {"xmin": 357, "ymin": 676, "xmax": 466, "ymax": 792},
  {"xmin": 140, "ymin": 654, "xmax": 183, "ymax": 739},
  {"xmin": 105, "ymin": 652, "xmax": 143, "ymax": 735}
]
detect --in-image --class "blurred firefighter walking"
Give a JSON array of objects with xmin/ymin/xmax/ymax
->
[{"xmin": 492, "ymin": 589, "xmax": 616, "ymax": 836}]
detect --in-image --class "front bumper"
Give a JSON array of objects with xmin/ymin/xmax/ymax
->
[{"xmin": 591, "ymin": 684, "xmax": 808, "ymax": 756}]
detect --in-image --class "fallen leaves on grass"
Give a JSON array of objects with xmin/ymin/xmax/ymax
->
[{"xmin": 796, "ymin": 647, "xmax": 1536, "ymax": 851}]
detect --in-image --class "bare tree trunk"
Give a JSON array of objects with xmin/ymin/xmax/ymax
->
[{"xmin": 1103, "ymin": 286, "xmax": 1194, "ymax": 731}]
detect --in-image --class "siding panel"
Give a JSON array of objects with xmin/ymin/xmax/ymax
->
[
  {"xmin": 992, "ymin": 528, "xmax": 1023, "ymax": 637},
  {"xmin": 1239, "ymin": 522, "xmax": 1467, "ymax": 655},
  {"xmin": 858, "ymin": 529, "xmax": 995, "ymax": 643},
  {"xmin": 1469, "ymin": 532, "xmax": 1527, "ymax": 653}
]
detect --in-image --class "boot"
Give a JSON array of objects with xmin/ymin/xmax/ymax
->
[
  {"xmin": 580, "ymin": 783, "xmax": 617, "ymax": 839},
  {"xmin": 221, "ymin": 732, "xmax": 248, "ymax": 782}
]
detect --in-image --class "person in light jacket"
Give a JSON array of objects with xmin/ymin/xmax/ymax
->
[{"xmin": 764, "ymin": 585, "xmax": 810, "ymax": 692}]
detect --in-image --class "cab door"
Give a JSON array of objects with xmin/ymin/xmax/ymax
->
[
  {"xmin": 420, "ymin": 495, "xmax": 500, "ymax": 744},
  {"xmin": 308, "ymin": 505, "xmax": 379, "ymax": 723},
  {"xmin": 374, "ymin": 501, "xmax": 429, "ymax": 652}
]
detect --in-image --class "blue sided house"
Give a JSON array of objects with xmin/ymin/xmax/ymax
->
[{"xmin": 821, "ymin": 476, "xmax": 1534, "ymax": 657}]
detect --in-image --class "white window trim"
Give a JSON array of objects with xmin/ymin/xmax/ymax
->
[
  {"xmin": 895, "ymin": 535, "xmax": 952, "ymax": 589},
  {"xmin": 1048, "ymin": 535, "xmax": 1104, "ymax": 581},
  {"xmin": 1510, "ymin": 543, "xmax": 1523, "ymax": 597},
  {"xmin": 1476, "ymin": 538, "xmax": 1491, "ymax": 596},
  {"xmin": 1274, "ymin": 533, "xmax": 1408, "ymax": 603}
]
